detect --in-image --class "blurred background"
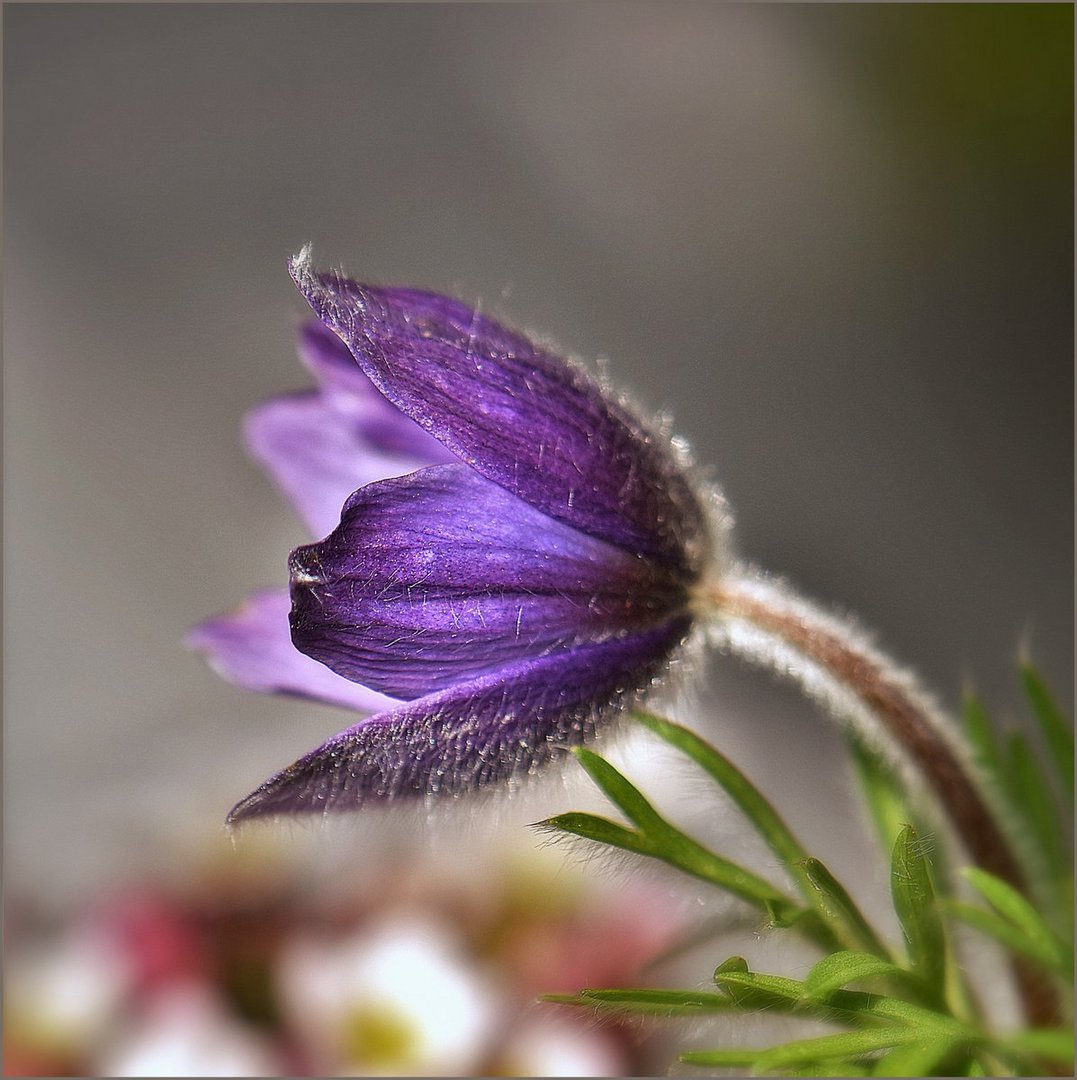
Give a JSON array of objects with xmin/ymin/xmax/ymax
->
[{"xmin": 5, "ymin": 3, "xmax": 1072, "ymax": 1075}]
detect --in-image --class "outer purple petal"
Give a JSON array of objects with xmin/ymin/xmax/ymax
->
[
  {"xmin": 288, "ymin": 464, "xmax": 688, "ymax": 700},
  {"xmin": 245, "ymin": 390, "xmax": 432, "ymax": 540},
  {"xmin": 227, "ymin": 615, "xmax": 691, "ymax": 822},
  {"xmin": 297, "ymin": 320, "xmax": 453, "ymax": 462},
  {"xmin": 289, "ymin": 254, "xmax": 708, "ymax": 577},
  {"xmin": 187, "ymin": 589, "xmax": 397, "ymax": 713}
]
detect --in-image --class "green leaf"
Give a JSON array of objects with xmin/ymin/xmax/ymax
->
[
  {"xmin": 715, "ymin": 954, "xmax": 750, "ymax": 974},
  {"xmin": 711, "ymin": 959, "xmax": 814, "ymax": 1016},
  {"xmin": 752, "ymin": 1027, "xmax": 953, "ymax": 1073},
  {"xmin": 942, "ymin": 900, "xmax": 1072, "ymax": 977},
  {"xmin": 847, "ymin": 734, "xmax": 955, "ymax": 902},
  {"xmin": 800, "ymin": 858, "xmax": 891, "ymax": 959},
  {"xmin": 542, "ymin": 987, "xmax": 736, "ymax": 1015},
  {"xmin": 803, "ymin": 950, "xmax": 918, "ymax": 1000},
  {"xmin": 633, "ymin": 713, "xmax": 868, "ymax": 950},
  {"xmin": 560, "ymin": 752, "xmax": 804, "ymax": 917},
  {"xmin": 539, "ymin": 812, "xmax": 652, "ymax": 857},
  {"xmin": 680, "ymin": 1048, "xmax": 874, "ymax": 1075},
  {"xmin": 848, "ymin": 733, "xmax": 913, "ymax": 864},
  {"xmin": 890, "ymin": 824, "xmax": 948, "ymax": 1003},
  {"xmin": 662, "ymin": 833, "xmax": 798, "ymax": 912},
  {"xmin": 679, "ymin": 1048, "xmax": 762, "ymax": 1069},
  {"xmin": 1005, "ymin": 731, "xmax": 1063, "ymax": 870},
  {"xmin": 1020, "ymin": 663, "xmax": 1074, "ymax": 802},
  {"xmin": 633, "ymin": 711, "xmax": 811, "ymax": 870},
  {"xmin": 713, "ymin": 965, "xmax": 809, "ymax": 1014},
  {"xmin": 1003, "ymin": 1026, "xmax": 1075, "ymax": 1064},
  {"xmin": 871, "ymin": 1037, "xmax": 969, "ymax": 1077},
  {"xmin": 765, "ymin": 897, "xmax": 808, "ymax": 929},
  {"xmin": 983, "ymin": 1027, "xmax": 1076, "ymax": 1077},
  {"xmin": 787, "ymin": 1062, "xmax": 873, "ymax": 1078},
  {"xmin": 962, "ymin": 868, "xmax": 1069, "ymax": 972},
  {"xmin": 963, "ymin": 693, "xmax": 1003, "ymax": 783},
  {"xmin": 714, "ymin": 966, "xmax": 958, "ymax": 1031},
  {"xmin": 571, "ymin": 748, "xmax": 670, "ymax": 834}
]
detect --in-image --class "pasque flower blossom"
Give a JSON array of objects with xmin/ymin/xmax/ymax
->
[
  {"xmin": 193, "ymin": 249, "xmax": 722, "ymax": 823},
  {"xmin": 193, "ymin": 250, "xmax": 1051, "ymax": 1028}
]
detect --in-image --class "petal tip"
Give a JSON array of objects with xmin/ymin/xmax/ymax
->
[
  {"xmin": 224, "ymin": 794, "xmax": 258, "ymax": 828},
  {"xmin": 225, "ymin": 774, "xmax": 289, "ymax": 827},
  {"xmin": 287, "ymin": 242, "xmax": 314, "ymax": 282}
]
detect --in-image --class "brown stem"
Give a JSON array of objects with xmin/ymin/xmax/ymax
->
[{"xmin": 711, "ymin": 578, "xmax": 1060, "ymax": 1028}]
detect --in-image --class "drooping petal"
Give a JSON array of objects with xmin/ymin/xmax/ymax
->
[
  {"xmin": 244, "ymin": 391, "xmax": 433, "ymax": 539},
  {"xmin": 289, "ymin": 253, "xmax": 708, "ymax": 577},
  {"xmin": 227, "ymin": 615, "xmax": 691, "ymax": 822},
  {"xmin": 288, "ymin": 464, "xmax": 689, "ymax": 700},
  {"xmin": 297, "ymin": 320, "xmax": 453, "ymax": 462},
  {"xmin": 187, "ymin": 590, "xmax": 397, "ymax": 713}
]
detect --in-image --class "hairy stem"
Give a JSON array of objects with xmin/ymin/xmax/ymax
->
[{"xmin": 707, "ymin": 569, "xmax": 1059, "ymax": 1026}]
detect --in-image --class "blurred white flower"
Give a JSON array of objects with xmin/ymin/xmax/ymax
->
[
  {"xmin": 6, "ymin": 926, "xmax": 131, "ymax": 1060},
  {"xmin": 96, "ymin": 984, "xmax": 280, "ymax": 1077},
  {"xmin": 278, "ymin": 914, "xmax": 503, "ymax": 1076},
  {"xmin": 499, "ymin": 1015, "xmax": 627, "ymax": 1077}
]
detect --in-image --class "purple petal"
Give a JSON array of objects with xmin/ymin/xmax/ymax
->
[
  {"xmin": 297, "ymin": 320, "xmax": 453, "ymax": 462},
  {"xmin": 245, "ymin": 391, "xmax": 431, "ymax": 540},
  {"xmin": 187, "ymin": 589, "xmax": 397, "ymax": 713},
  {"xmin": 227, "ymin": 615, "xmax": 691, "ymax": 822},
  {"xmin": 289, "ymin": 254, "xmax": 708, "ymax": 577},
  {"xmin": 289, "ymin": 464, "xmax": 689, "ymax": 700}
]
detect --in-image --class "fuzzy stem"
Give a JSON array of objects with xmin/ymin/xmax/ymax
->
[{"xmin": 707, "ymin": 569, "xmax": 1059, "ymax": 1027}]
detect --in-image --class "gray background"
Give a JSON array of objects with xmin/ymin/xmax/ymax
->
[{"xmin": 5, "ymin": 3, "xmax": 1072, "ymax": 908}]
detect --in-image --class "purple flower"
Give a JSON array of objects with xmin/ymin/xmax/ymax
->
[
  {"xmin": 195, "ymin": 250, "xmax": 714, "ymax": 823},
  {"xmin": 188, "ymin": 319, "xmax": 451, "ymax": 717}
]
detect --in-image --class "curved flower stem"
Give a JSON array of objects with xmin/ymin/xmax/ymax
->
[{"xmin": 705, "ymin": 568, "xmax": 1059, "ymax": 1027}]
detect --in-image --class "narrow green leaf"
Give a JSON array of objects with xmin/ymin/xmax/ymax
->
[
  {"xmin": 801, "ymin": 858, "xmax": 890, "ymax": 959},
  {"xmin": 682, "ymin": 1048, "xmax": 874, "ymax": 1075},
  {"xmin": 630, "ymin": 715, "xmax": 869, "ymax": 951},
  {"xmin": 546, "ymin": 796, "xmax": 799, "ymax": 917},
  {"xmin": 571, "ymin": 748, "xmax": 670, "ymax": 834},
  {"xmin": 848, "ymin": 734, "xmax": 954, "ymax": 907},
  {"xmin": 567, "ymin": 749, "xmax": 794, "ymax": 907},
  {"xmin": 942, "ymin": 899, "xmax": 1072, "ymax": 977},
  {"xmin": 983, "ymin": 1032, "xmax": 1073, "ymax": 1078},
  {"xmin": 715, "ymin": 955, "xmax": 749, "ymax": 975},
  {"xmin": 804, "ymin": 950, "xmax": 917, "ymax": 1000},
  {"xmin": 1020, "ymin": 663, "xmax": 1074, "ymax": 802},
  {"xmin": 714, "ymin": 967, "xmax": 958, "ymax": 1031},
  {"xmin": 710, "ymin": 961, "xmax": 856, "ymax": 1024},
  {"xmin": 962, "ymin": 867, "xmax": 1068, "ymax": 971},
  {"xmin": 890, "ymin": 824, "xmax": 947, "ymax": 1002},
  {"xmin": 542, "ymin": 987, "xmax": 736, "ymax": 1015},
  {"xmin": 848, "ymin": 733, "xmax": 912, "ymax": 863},
  {"xmin": 633, "ymin": 711, "xmax": 810, "ymax": 868},
  {"xmin": 1005, "ymin": 732, "xmax": 1062, "ymax": 869},
  {"xmin": 663, "ymin": 836, "xmax": 800, "ymax": 912},
  {"xmin": 1003, "ymin": 1026, "xmax": 1075, "ymax": 1064},
  {"xmin": 872, "ymin": 1037, "xmax": 968, "ymax": 1077},
  {"xmin": 713, "ymin": 966, "xmax": 805, "ymax": 1013},
  {"xmin": 964, "ymin": 693, "xmax": 1003, "ymax": 782},
  {"xmin": 963, "ymin": 691, "xmax": 1060, "ymax": 897},
  {"xmin": 539, "ymin": 812, "xmax": 652, "ymax": 857},
  {"xmin": 752, "ymin": 1027, "xmax": 943, "ymax": 1072},
  {"xmin": 765, "ymin": 896, "xmax": 806, "ymax": 929},
  {"xmin": 679, "ymin": 1048, "xmax": 762, "ymax": 1068},
  {"xmin": 963, "ymin": 694, "xmax": 1030, "ymax": 880},
  {"xmin": 787, "ymin": 1062, "xmax": 873, "ymax": 1078}
]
